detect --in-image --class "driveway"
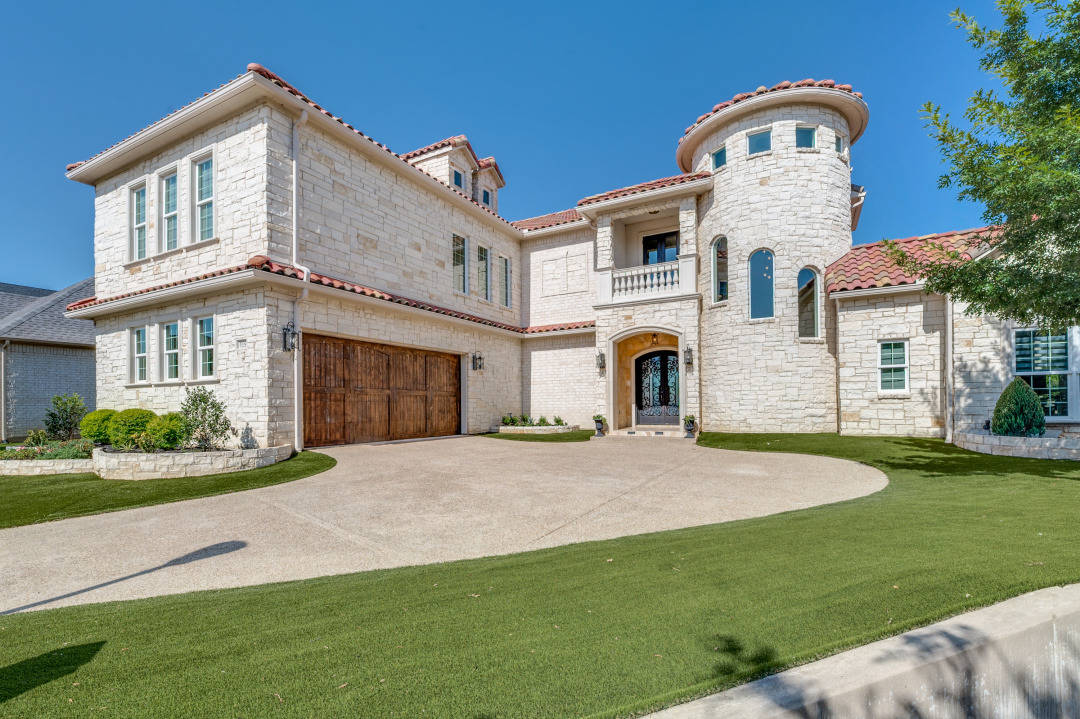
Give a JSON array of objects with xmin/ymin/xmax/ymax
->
[{"xmin": 1, "ymin": 437, "xmax": 886, "ymax": 613}]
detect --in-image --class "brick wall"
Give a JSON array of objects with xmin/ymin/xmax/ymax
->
[{"xmin": 4, "ymin": 343, "xmax": 96, "ymax": 439}]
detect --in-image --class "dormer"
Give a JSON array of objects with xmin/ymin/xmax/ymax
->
[
  {"xmin": 401, "ymin": 134, "xmax": 504, "ymax": 211},
  {"xmin": 475, "ymin": 157, "xmax": 505, "ymax": 213}
]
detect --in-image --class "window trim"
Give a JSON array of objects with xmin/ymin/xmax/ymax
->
[
  {"xmin": 130, "ymin": 182, "xmax": 148, "ymax": 261},
  {"xmin": 194, "ymin": 316, "xmax": 216, "ymax": 380},
  {"xmin": 795, "ymin": 125, "xmax": 817, "ymax": 149},
  {"xmin": 711, "ymin": 235, "xmax": 728, "ymax": 304},
  {"xmin": 130, "ymin": 325, "xmax": 149, "ymax": 384},
  {"xmin": 452, "ymin": 234, "xmax": 469, "ymax": 295},
  {"xmin": 477, "ymin": 244, "xmax": 491, "ymax": 301},
  {"xmin": 797, "ymin": 267, "xmax": 820, "ymax": 338},
  {"xmin": 834, "ymin": 132, "xmax": 846, "ymax": 154},
  {"xmin": 711, "ymin": 146, "xmax": 727, "ymax": 170},
  {"xmin": 192, "ymin": 152, "xmax": 215, "ymax": 244},
  {"xmin": 878, "ymin": 339, "xmax": 909, "ymax": 393},
  {"xmin": 747, "ymin": 248, "xmax": 775, "ymax": 319},
  {"xmin": 482, "ymin": 188, "xmax": 491, "ymax": 206},
  {"xmin": 500, "ymin": 255, "xmax": 512, "ymax": 308},
  {"xmin": 452, "ymin": 168, "xmax": 464, "ymax": 189},
  {"xmin": 747, "ymin": 128, "xmax": 772, "ymax": 155},
  {"xmin": 161, "ymin": 320, "xmax": 181, "ymax": 382},
  {"xmin": 1012, "ymin": 326, "xmax": 1077, "ymax": 420},
  {"xmin": 159, "ymin": 168, "xmax": 179, "ymax": 253}
]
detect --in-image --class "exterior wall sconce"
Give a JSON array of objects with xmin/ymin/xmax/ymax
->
[
  {"xmin": 282, "ymin": 321, "xmax": 300, "ymax": 352},
  {"xmin": 651, "ymin": 332, "xmax": 659, "ymax": 346},
  {"xmin": 684, "ymin": 347, "xmax": 694, "ymax": 369},
  {"xmin": 595, "ymin": 351, "xmax": 606, "ymax": 370},
  {"xmin": 471, "ymin": 352, "xmax": 484, "ymax": 371}
]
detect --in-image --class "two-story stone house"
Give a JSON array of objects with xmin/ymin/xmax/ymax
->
[{"xmin": 64, "ymin": 64, "xmax": 1080, "ymax": 450}]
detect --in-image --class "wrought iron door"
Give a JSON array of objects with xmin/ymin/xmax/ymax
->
[{"xmin": 635, "ymin": 350, "xmax": 679, "ymax": 425}]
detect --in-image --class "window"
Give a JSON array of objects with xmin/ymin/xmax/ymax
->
[
  {"xmin": 194, "ymin": 156, "xmax": 214, "ymax": 241},
  {"xmin": 131, "ymin": 185, "xmax": 147, "ymax": 260},
  {"xmin": 452, "ymin": 235, "xmax": 468, "ymax": 293},
  {"xmin": 161, "ymin": 172, "xmax": 178, "ymax": 252},
  {"xmin": 712, "ymin": 236, "xmax": 728, "ymax": 302},
  {"xmin": 1015, "ymin": 329, "xmax": 1070, "ymax": 417},
  {"xmin": 642, "ymin": 232, "xmax": 678, "ymax": 265},
  {"xmin": 452, "ymin": 169, "xmax": 463, "ymax": 188},
  {"xmin": 835, "ymin": 134, "xmax": 845, "ymax": 153},
  {"xmin": 711, "ymin": 147, "xmax": 727, "ymax": 169},
  {"xmin": 196, "ymin": 317, "xmax": 215, "ymax": 378},
  {"xmin": 748, "ymin": 249, "xmax": 774, "ymax": 319},
  {"xmin": 482, "ymin": 189, "xmax": 491, "ymax": 206},
  {"xmin": 797, "ymin": 268, "xmax": 819, "ymax": 337},
  {"xmin": 162, "ymin": 322, "xmax": 180, "ymax": 380},
  {"xmin": 500, "ymin": 256, "xmax": 511, "ymax": 307},
  {"xmin": 748, "ymin": 129, "xmax": 771, "ymax": 155},
  {"xmin": 796, "ymin": 126, "xmax": 816, "ymax": 148},
  {"xmin": 477, "ymin": 245, "xmax": 490, "ymax": 300},
  {"xmin": 879, "ymin": 341, "xmax": 908, "ymax": 391},
  {"xmin": 131, "ymin": 327, "xmax": 148, "ymax": 382}
]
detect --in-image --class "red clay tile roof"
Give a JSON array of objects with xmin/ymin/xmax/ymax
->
[
  {"xmin": 69, "ymin": 256, "xmax": 596, "ymax": 336},
  {"xmin": 825, "ymin": 226, "xmax": 995, "ymax": 293},
  {"xmin": 476, "ymin": 156, "xmax": 505, "ymax": 185},
  {"xmin": 400, "ymin": 135, "xmax": 472, "ymax": 161},
  {"xmin": 679, "ymin": 79, "xmax": 862, "ymax": 142},
  {"xmin": 512, "ymin": 209, "xmax": 584, "ymax": 231},
  {"xmin": 578, "ymin": 172, "xmax": 711, "ymax": 207}
]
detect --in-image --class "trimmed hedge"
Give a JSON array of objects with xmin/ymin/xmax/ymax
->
[
  {"xmin": 991, "ymin": 377, "xmax": 1046, "ymax": 437},
  {"xmin": 146, "ymin": 412, "xmax": 189, "ymax": 450},
  {"xmin": 79, "ymin": 409, "xmax": 117, "ymax": 444},
  {"xmin": 107, "ymin": 409, "xmax": 157, "ymax": 449}
]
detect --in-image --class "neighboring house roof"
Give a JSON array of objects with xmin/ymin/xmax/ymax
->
[
  {"xmin": 0, "ymin": 282, "xmax": 53, "ymax": 319},
  {"xmin": 512, "ymin": 209, "xmax": 583, "ymax": 231},
  {"xmin": 68, "ymin": 259, "xmax": 595, "ymax": 336},
  {"xmin": 825, "ymin": 226, "xmax": 994, "ymax": 293},
  {"xmin": 0, "ymin": 278, "xmax": 95, "ymax": 346},
  {"xmin": 578, "ymin": 172, "xmax": 711, "ymax": 207}
]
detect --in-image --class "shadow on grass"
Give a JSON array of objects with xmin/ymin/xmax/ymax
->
[{"xmin": 0, "ymin": 642, "xmax": 104, "ymax": 703}]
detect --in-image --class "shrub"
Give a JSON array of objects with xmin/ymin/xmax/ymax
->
[
  {"xmin": 537, "ymin": 416, "xmax": 550, "ymax": 426},
  {"xmin": 38, "ymin": 439, "xmax": 93, "ymax": 460},
  {"xmin": 517, "ymin": 414, "xmax": 531, "ymax": 426},
  {"xmin": 181, "ymin": 387, "xmax": 233, "ymax": 451},
  {"xmin": 108, "ymin": 409, "xmax": 157, "ymax": 449},
  {"xmin": 553, "ymin": 416, "xmax": 566, "ymax": 426},
  {"xmin": 147, "ymin": 412, "xmax": 189, "ymax": 450},
  {"xmin": 1, "ymin": 447, "xmax": 43, "ymax": 460},
  {"xmin": 79, "ymin": 409, "xmax": 117, "ymax": 444},
  {"xmin": 501, "ymin": 414, "xmax": 515, "ymax": 427},
  {"xmin": 593, "ymin": 414, "xmax": 606, "ymax": 424},
  {"xmin": 991, "ymin": 377, "xmax": 1046, "ymax": 437},
  {"xmin": 43, "ymin": 393, "xmax": 88, "ymax": 440},
  {"xmin": 25, "ymin": 429, "xmax": 48, "ymax": 447}
]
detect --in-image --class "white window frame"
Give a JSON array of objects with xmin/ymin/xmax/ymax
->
[
  {"xmin": 477, "ymin": 244, "xmax": 491, "ymax": 301},
  {"xmin": 500, "ymin": 255, "xmax": 512, "ymax": 308},
  {"xmin": 192, "ymin": 152, "xmax": 214, "ymax": 243},
  {"xmin": 1012, "ymin": 326, "xmax": 1079, "ymax": 421},
  {"xmin": 834, "ymin": 132, "xmax": 846, "ymax": 154},
  {"xmin": 159, "ymin": 168, "xmax": 179, "ymax": 253},
  {"xmin": 795, "ymin": 125, "xmax": 817, "ymax": 149},
  {"xmin": 194, "ymin": 316, "xmax": 216, "ymax": 379},
  {"xmin": 878, "ymin": 339, "xmax": 909, "ymax": 393},
  {"xmin": 747, "ymin": 128, "xmax": 772, "ymax": 155},
  {"xmin": 747, "ymin": 248, "xmax": 775, "ymax": 319},
  {"xmin": 130, "ymin": 326, "xmax": 149, "ymax": 383},
  {"xmin": 161, "ymin": 320, "xmax": 181, "ymax": 381},
  {"xmin": 452, "ymin": 234, "xmax": 469, "ymax": 294},
  {"xmin": 797, "ymin": 267, "xmax": 820, "ymax": 338},
  {"xmin": 130, "ymin": 183, "xmax": 148, "ymax": 260},
  {"xmin": 452, "ymin": 167, "xmax": 464, "ymax": 189},
  {"xmin": 711, "ymin": 145, "xmax": 727, "ymax": 170},
  {"xmin": 711, "ymin": 236, "xmax": 728, "ymax": 304}
]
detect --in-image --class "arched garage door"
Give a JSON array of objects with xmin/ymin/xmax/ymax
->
[{"xmin": 303, "ymin": 334, "xmax": 461, "ymax": 447}]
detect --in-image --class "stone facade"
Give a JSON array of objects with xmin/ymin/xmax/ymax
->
[
  {"xmin": 3, "ymin": 342, "xmax": 96, "ymax": 439},
  {"xmin": 92, "ymin": 444, "xmax": 292, "ymax": 480}
]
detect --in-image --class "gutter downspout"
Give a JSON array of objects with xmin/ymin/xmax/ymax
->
[
  {"xmin": 0, "ymin": 340, "xmax": 7, "ymax": 442},
  {"xmin": 291, "ymin": 110, "xmax": 310, "ymax": 452},
  {"xmin": 945, "ymin": 295, "xmax": 954, "ymax": 444}
]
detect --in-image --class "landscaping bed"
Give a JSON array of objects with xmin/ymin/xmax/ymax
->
[{"xmin": 484, "ymin": 429, "xmax": 594, "ymax": 442}]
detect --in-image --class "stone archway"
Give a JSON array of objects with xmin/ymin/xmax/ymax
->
[{"xmin": 612, "ymin": 330, "xmax": 679, "ymax": 429}]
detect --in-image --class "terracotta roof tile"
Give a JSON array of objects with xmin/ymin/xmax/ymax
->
[
  {"xmin": 69, "ymin": 257, "xmax": 595, "ymax": 336},
  {"xmin": 825, "ymin": 226, "xmax": 996, "ymax": 293},
  {"xmin": 512, "ymin": 208, "xmax": 583, "ymax": 231},
  {"xmin": 577, "ymin": 172, "xmax": 711, "ymax": 207},
  {"xmin": 679, "ymin": 79, "xmax": 862, "ymax": 142},
  {"xmin": 400, "ymin": 135, "xmax": 471, "ymax": 161}
]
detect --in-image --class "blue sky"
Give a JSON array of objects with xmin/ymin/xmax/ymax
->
[{"xmin": 0, "ymin": 0, "xmax": 999, "ymax": 291}]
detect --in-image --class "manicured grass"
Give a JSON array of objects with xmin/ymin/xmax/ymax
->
[
  {"xmin": 3, "ymin": 434, "xmax": 1080, "ymax": 717},
  {"xmin": 483, "ymin": 429, "xmax": 595, "ymax": 442},
  {"xmin": 0, "ymin": 451, "xmax": 335, "ymax": 529}
]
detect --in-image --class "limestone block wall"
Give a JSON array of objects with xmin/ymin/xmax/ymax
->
[
  {"xmin": 91, "ymin": 104, "xmax": 272, "ymax": 299},
  {"xmin": 265, "ymin": 106, "xmax": 521, "ymax": 324},
  {"xmin": 521, "ymin": 332, "xmax": 597, "ymax": 427},
  {"xmin": 521, "ymin": 225, "xmax": 597, "ymax": 327},
  {"xmin": 835, "ymin": 291, "xmax": 945, "ymax": 436},
  {"xmin": 952, "ymin": 304, "xmax": 1011, "ymax": 432},
  {"xmin": 695, "ymin": 104, "xmax": 851, "ymax": 432},
  {"xmin": 93, "ymin": 287, "xmax": 273, "ymax": 448},
  {"xmin": 3, "ymin": 343, "xmax": 96, "ymax": 439}
]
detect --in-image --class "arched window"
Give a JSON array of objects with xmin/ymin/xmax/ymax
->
[
  {"xmin": 797, "ymin": 268, "xmax": 819, "ymax": 337},
  {"xmin": 712, "ymin": 236, "xmax": 728, "ymax": 302},
  {"xmin": 748, "ymin": 249, "xmax": 774, "ymax": 319}
]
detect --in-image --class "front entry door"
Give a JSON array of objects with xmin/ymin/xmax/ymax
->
[{"xmin": 635, "ymin": 350, "xmax": 679, "ymax": 425}]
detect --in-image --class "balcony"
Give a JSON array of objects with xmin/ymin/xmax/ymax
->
[{"xmin": 595, "ymin": 255, "xmax": 697, "ymax": 306}]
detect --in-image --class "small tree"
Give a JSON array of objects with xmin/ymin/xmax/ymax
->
[
  {"xmin": 44, "ymin": 393, "xmax": 88, "ymax": 440},
  {"xmin": 991, "ymin": 377, "xmax": 1046, "ymax": 437},
  {"xmin": 180, "ymin": 387, "xmax": 233, "ymax": 451}
]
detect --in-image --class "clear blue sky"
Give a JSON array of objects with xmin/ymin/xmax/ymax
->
[{"xmin": 0, "ymin": 0, "xmax": 999, "ymax": 291}]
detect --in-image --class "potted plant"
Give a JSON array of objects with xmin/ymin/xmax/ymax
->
[
  {"xmin": 593, "ymin": 414, "xmax": 606, "ymax": 436},
  {"xmin": 683, "ymin": 414, "xmax": 697, "ymax": 435}
]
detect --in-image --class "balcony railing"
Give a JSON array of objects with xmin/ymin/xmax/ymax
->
[{"xmin": 595, "ymin": 256, "xmax": 697, "ymax": 306}]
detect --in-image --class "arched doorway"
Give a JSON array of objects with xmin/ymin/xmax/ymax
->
[{"xmin": 634, "ymin": 350, "xmax": 679, "ymax": 425}]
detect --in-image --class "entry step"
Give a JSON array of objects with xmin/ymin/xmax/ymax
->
[{"xmin": 596, "ymin": 429, "xmax": 696, "ymax": 440}]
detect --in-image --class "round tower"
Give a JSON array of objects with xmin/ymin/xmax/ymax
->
[{"xmin": 677, "ymin": 80, "xmax": 869, "ymax": 432}]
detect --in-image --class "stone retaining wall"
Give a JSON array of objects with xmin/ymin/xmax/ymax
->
[
  {"xmin": 496, "ymin": 425, "xmax": 580, "ymax": 434},
  {"xmin": 93, "ymin": 445, "xmax": 293, "ymax": 480},
  {"xmin": 955, "ymin": 430, "xmax": 1080, "ymax": 460},
  {"xmin": 0, "ymin": 458, "xmax": 95, "ymax": 476}
]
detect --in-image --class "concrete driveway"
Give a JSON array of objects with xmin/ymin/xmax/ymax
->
[{"xmin": 1, "ymin": 436, "xmax": 886, "ymax": 614}]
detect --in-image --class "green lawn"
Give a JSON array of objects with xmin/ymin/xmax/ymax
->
[
  {"xmin": 3, "ymin": 434, "xmax": 1080, "ymax": 717},
  {"xmin": 0, "ymin": 451, "xmax": 335, "ymax": 529},
  {"xmin": 483, "ymin": 429, "xmax": 595, "ymax": 442}
]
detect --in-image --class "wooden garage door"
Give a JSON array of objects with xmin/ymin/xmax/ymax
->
[{"xmin": 303, "ymin": 334, "xmax": 460, "ymax": 446}]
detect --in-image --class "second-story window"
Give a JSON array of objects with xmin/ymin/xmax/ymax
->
[
  {"xmin": 452, "ymin": 235, "xmax": 468, "ymax": 293},
  {"xmin": 194, "ymin": 156, "xmax": 214, "ymax": 242},
  {"xmin": 161, "ymin": 172, "xmax": 178, "ymax": 251},
  {"xmin": 163, "ymin": 322, "xmax": 180, "ymax": 380},
  {"xmin": 748, "ymin": 129, "xmax": 771, "ymax": 155},
  {"xmin": 452, "ymin": 169, "xmax": 463, "ymax": 189},
  {"xmin": 482, "ymin": 189, "xmax": 491, "ymax": 206},
  {"xmin": 477, "ymin": 245, "xmax": 490, "ymax": 300},
  {"xmin": 711, "ymin": 146, "xmax": 727, "ymax": 170},
  {"xmin": 796, "ymin": 126, "xmax": 816, "ymax": 148},
  {"xmin": 712, "ymin": 236, "xmax": 728, "ymax": 302},
  {"xmin": 131, "ymin": 185, "xmax": 147, "ymax": 260},
  {"xmin": 500, "ymin": 256, "xmax": 511, "ymax": 308}
]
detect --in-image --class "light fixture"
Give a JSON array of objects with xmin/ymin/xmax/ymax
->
[
  {"xmin": 651, "ymin": 332, "xmax": 659, "ymax": 346},
  {"xmin": 282, "ymin": 321, "xmax": 300, "ymax": 351},
  {"xmin": 471, "ymin": 352, "xmax": 484, "ymax": 371},
  {"xmin": 595, "ymin": 351, "xmax": 606, "ymax": 370},
  {"xmin": 684, "ymin": 347, "xmax": 694, "ymax": 369}
]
